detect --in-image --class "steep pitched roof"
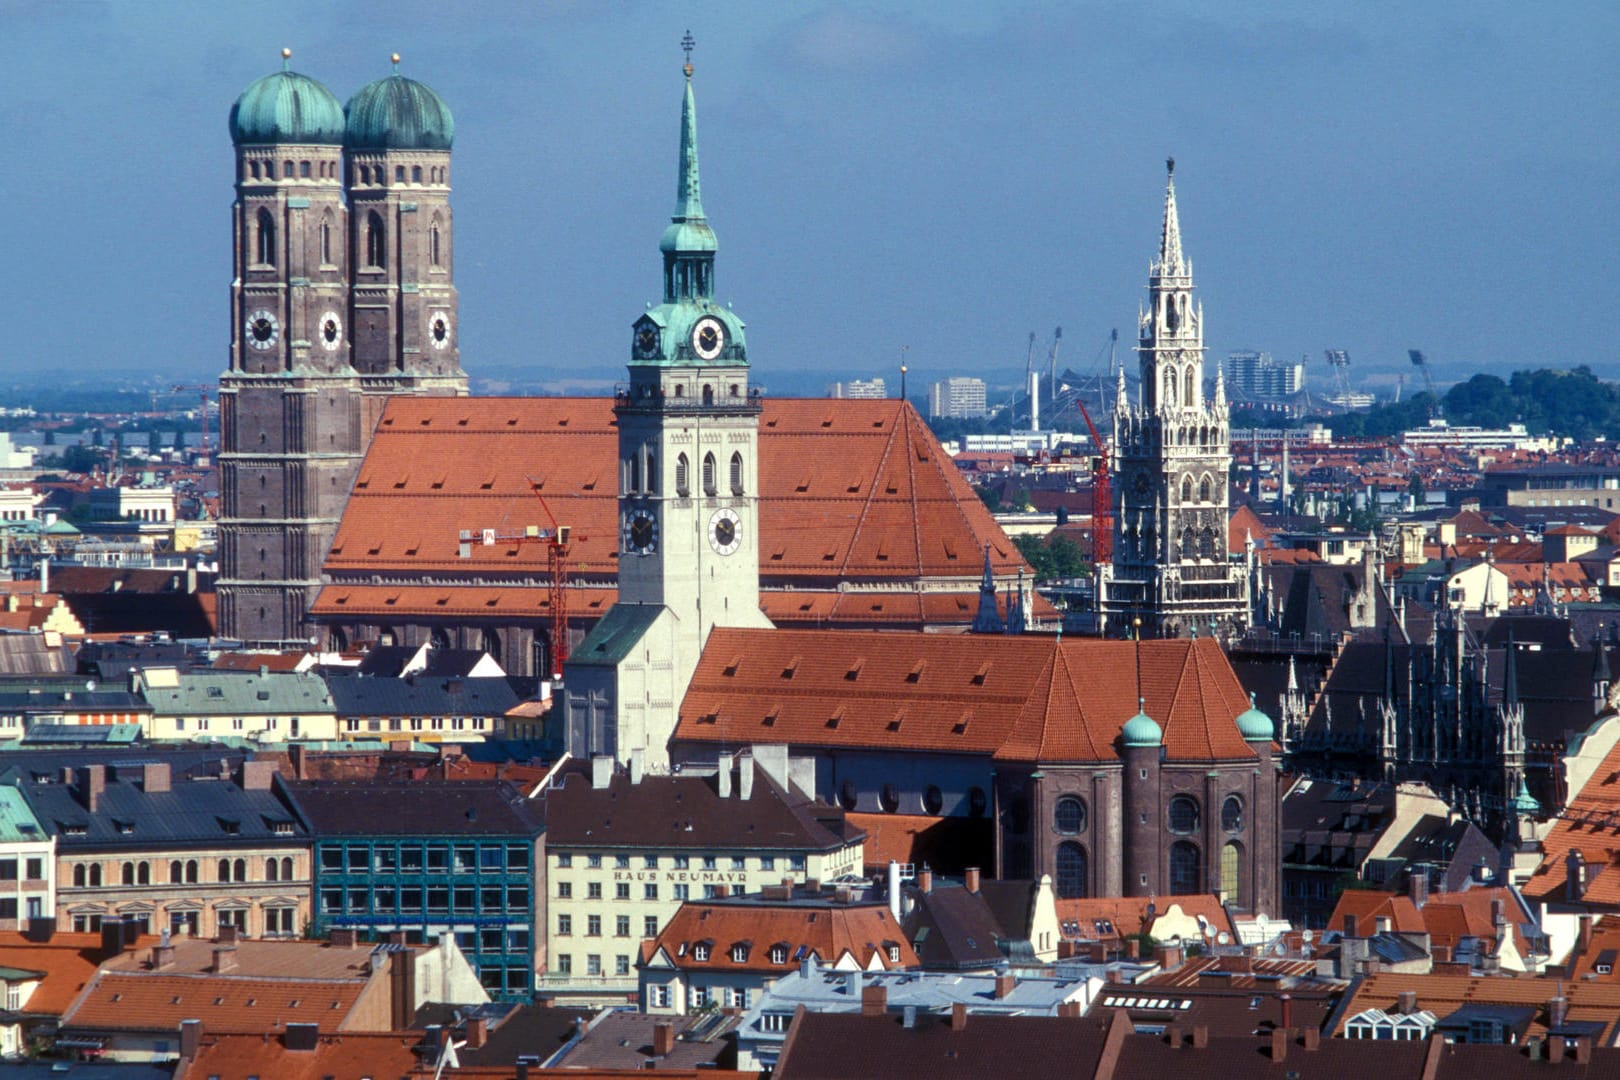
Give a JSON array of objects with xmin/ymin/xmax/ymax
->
[
  {"xmin": 676, "ymin": 630, "xmax": 1258, "ymax": 763},
  {"xmin": 648, "ymin": 898, "xmax": 914, "ymax": 974},
  {"xmin": 316, "ymin": 396, "xmax": 1028, "ymax": 628},
  {"xmin": 0, "ymin": 932, "xmax": 119, "ymax": 1015}
]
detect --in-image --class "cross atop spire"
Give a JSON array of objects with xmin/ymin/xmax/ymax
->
[
  {"xmin": 682, "ymin": 29, "xmax": 696, "ymax": 75},
  {"xmin": 1155, "ymin": 157, "xmax": 1186, "ymax": 278}
]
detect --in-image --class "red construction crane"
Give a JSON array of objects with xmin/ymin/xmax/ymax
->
[
  {"xmin": 457, "ymin": 480, "xmax": 580, "ymax": 679},
  {"xmin": 170, "ymin": 385, "xmax": 214, "ymax": 460},
  {"xmin": 1074, "ymin": 398, "xmax": 1113, "ymax": 567}
]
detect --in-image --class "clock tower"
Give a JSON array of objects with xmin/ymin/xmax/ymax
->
[
  {"xmin": 1099, "ymin": 161, "xmax": 1251, "ymax": 639},
  {"xmin": 562, "ymin": 48, "xmax": 771, "ymax": 767}
]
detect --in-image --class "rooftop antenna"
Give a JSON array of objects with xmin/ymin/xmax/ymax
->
[{"xmin": 899, "ymin": 345, "xmax": 909, "ymax": 401}]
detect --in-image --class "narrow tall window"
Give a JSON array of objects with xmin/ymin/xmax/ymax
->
[
  {"xmin": 1170, "ymin": 841, "xmax": 1200, "ymax": 894},
  {"xmin": 645, "ymin": 450, "xmax": 657, "ymax": 495},
  {"xmin": 1200, "ymin": 476, "xmax": 1212, "ymax": 502},
  {"xmin": 676, "ymin": 453, "xmax": 690, "ymax": 497},
  {"xmin": 366, "ymin": 211, "xmax": 386, "ymax": 268},
  {"xmin": 729, "ymin": 452, "xmax": 744, "ymax": 495},
  {"xmin": 430, "ymin": 224, "xmax": 441, "ymax": 266},
  {"xmin": 256, "ymin": 207, "xmax": 276, "ymax": 267},
  {"xmin": 320, "ymin": 220, "xmax": 333, "ymax": 265},
  {"xmin": 1185, "ymin": 366, "xmax": 1196, "ymax": 404},
  {"xmin": 702, "ymin": 453, "xmax": 717, "ymax": 496}
]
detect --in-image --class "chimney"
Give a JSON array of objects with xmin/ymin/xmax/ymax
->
[
  {"xmin": 152, "ymin": 943, "xmax": 175, "ymax": 969},
  {"xmin": 1303, "ymin": 1026, "xmax": 1321, "ymax": 1051},
  {"xmin": 290, "ymin": 743, "xmax": 308, "ymax": 780},
  {"xmin": 143, "ymin": 762, "xmax": 171, "ymax": 794},
  {"xmin": 178, "ymin": 1019, "xmax": 202, "ymax": 1060},
  {"xmin": 918, "ymin": 867, "xmax": 933, "ymax": 895},
  {"xmin": 629, "ymin": 748, "xmax": 644, "ymax": 785},
  {"xmin": 1280, "ymin": 993, "xmax": 1293, "ymax": 1029},
  {"xmin": 329, "ymin": 928, "xmax": 360, "ymax": 949},
  {"xmin": 965, "ymin": 867, "xmax": 981, "ymax": 894},
  {"xmin": 1574, "ymin": 1036, "xmax": 1592, "ymax": 1063},
  {"xmin": 39, "ymin": 557, "xmax": 48, "ymax": 596},
  {"xmin": 1579, "ymin": 914, "xmax": 1594, "ymax": 954},
  {"xmin": 465, "ymin": 1016, "xmax": 488, "ymax": 1049},
  {"xmin": 1549, "ymin": 1036, "xmax": 1566, "ymax": 1065},
  {"xmin": 717, "ymin": 754, "xmax": 733, "ymax": 798},
  {"xmin": 1155, "ymin": 942, "xmax": 1183, "ymax": 973},
  {"xmin": 738, "ymin": 756, "xmax": 754, "ymax": 801},
  {"xmin": 1125, "ymin": 937, "xmax": 1140, "ymax": 960},
  {"xmin": 1270, "ymin": 1027, "xmax": 1289, "ymax": 1062},
  {"xmin": 653, "ymin": 1021, "xmax": 676, "ymax": 1056},
  {"xmin": 949, "ymin": 1002, "xmax": 967, "ymax": 1031},
  {"xmin": 994, "ymin": 973, "xmax": 1015, "ymax": 999},
  {"xmin": 1397, "ymin": 990, "xmax": 1417, "ymax": 1015},
  {"xmin": 1409, "ymin": 867, "xmax": 1428, "ymax": 909},
  {"xmin": 79, "ymin": 764, "xmax": 106, "ymax": 813},
  {"xmin": 390, "ymin": 947, "xmax": 417, "ymax": 1031},
  {"xmin": 591, "ymin": 754, "xmax": 614, "ymax": 790},
  {"xmin": 861, "ymin": 985, "xmax": 887, "ymax": 1016},
  {"xmin": 239, "ymin": 760, "xmax": 275, "ymax": 791},
  {"xmin": 283, "ymin": 1022, "xmax": 319, "ymax": 1051},
  {"xmin": 100, "ymin": 917, "xmax": 128, "ymax": 960},
  {"xmin": 217, "ymin": 924, "xmax": 240, "ymax": 945},
  {"xmin": 213, "ymin": 947, "xmax": 237, "ymax": 973},
  {"xmin": 1191, "ymin": 1025, "xmax": 1209, "ymax": 1049},
  {"xmin": 1550, "ymin": 993, "xmax": 1569, "ymax": 1028}
]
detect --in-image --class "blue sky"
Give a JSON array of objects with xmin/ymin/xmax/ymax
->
[{"xmin": 3, "ymin": 1, "xmax": 1615, "ymax": 396}]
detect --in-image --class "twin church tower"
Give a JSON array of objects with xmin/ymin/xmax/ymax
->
[{"xmin": 218, "ymin": 52, "xmax": 467, "ymax": 644}]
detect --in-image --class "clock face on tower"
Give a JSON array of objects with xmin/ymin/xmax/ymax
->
[
  {"xmin": 623, "ymin": 510, "xmax": 658, "ymax": 554},
  {"xmin": 634, "ymin": 325, "xmax": 661, "ymax": 360},
  {"xmin": 245, "ymin": 309, "xmax": 280, "ymax": 351},
  {"xmin": 319, "ymin": 311, "xmax": 343, "ymax": 351},
  {"xmin": 691, "ymin": 317, "xmax": 725, "ymax": 361},
  {"xmin": 708, "ymin": 507, "xmax": 741, "ymax": 556},
  {"xmin": 428, "ymin": 311, "xmax": 452, "ymax": 350}
]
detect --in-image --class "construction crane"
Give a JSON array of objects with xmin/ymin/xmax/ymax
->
[
  {"xmin": 1046, "ymin": 326, "xmax": 1063, "ymax": 408},
  {"xmin": 1073, "ymin": 398, "xmax": 1113, "ymax": 567},
  {"xmin": 169, "ymin": 385, "xmax": 215, "ymax": 460},
  {"xmin": 457, "ymin": 479, "xmax": 579, "ymax": 679},
  {"xmin": 1409, "ymin": 349, "xmax": 1441, "ymax": 417}
]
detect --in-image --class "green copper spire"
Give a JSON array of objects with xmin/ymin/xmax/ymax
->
[{"xmin": 675, "ymin": 57, "xmax": 705, "ymax": 223}]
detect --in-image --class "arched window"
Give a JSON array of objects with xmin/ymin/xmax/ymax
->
[
  {"xmin": 170, "ymin": 860, "xmax": 182, "ymax": 883},
  {"xmin": 1163, "ymin": 369, "xmax": 1177, "ymax": 407},
  {"xmin": 266, "ymin": 857, "xmax": 279, "ymax": 882},
  {"xmin": 185, "ymin": 860, "xmax": 198, "ymax": 883},
  {"xmin": 839, "ymin": 780, "xmax": 859, "ymax": 810},
  {"xmin": 1180, "ymin": 476, "xmax": 1192, "ymax": 502},
  {"xmin": 1199, "ymin": 528, "xmax": 1216, "ymax": 559},
  {"xmin": 256, "ymin": 207, "xmax": 276, "ymax": 266},
  {"xmin": 1199, "ymin": 475, "xmax": 1212, "ymax": 502},
  {"xmin": 320, "ymin": 219, "xmax": 333, "ymax": 265},
  {"xmin": 122, "ymin": 863, "xmax": 135, "ymax": 886},
  {"xmin": 250, "ymin": 160, "xmax": 260, "ymax": 180},
  {"xmin": 645, "ymin": 450, "xmax": 656, "ymax": 495},
  {"xmin": 702, "ymin": 453, "xmax": 717, "ymax": 497},
  {"xmin": 1221, "ymin": 841, "xmax": 1243, "ymax": 906},
  {"xmin": 532, "ymin": 632, "xmax": 552, "ymax": 680},
  {"xmin": 281, "ymin": 857, "xmax": 294, "ymax": 881},
  {"xmin": 702, "ymin": 384, "xmax": 715, "ymax": 406},
  {"xmin": 675, "ymin": 453, "xmax": 690, "ymax": 497},
  {"xmin": 923, "ymin": 785, "xmax": 944, "ymax": 815},
  {"xmin": 283, "ymin": 160, "xmax": 293, "ymax": 178},
  {"xmin": 89, "ymin": 864, "xmax": 101, "ymax": 887},
  {"xmin": 430, "ymin": 627, "xmax": 451, "ymax": 651},
  {"xmin": 73, "ymin": 865, "xmax": 86, "ymax": 888},
  {"xmin": 967, "ymin": 787, "xmax": 988, "ymax": 819},
  {"xmin": 430, "ymin": 222, "xmax": 442, "ymax": 266},
  {"xmin": 218, "ymin": 859, "xmax": 230, "ymax": 883},
  {"xmin": 1053, "ymin": 797, "xmax": 1086, "ymax": 835},
  {"xmin": 412, "ymin": 165, "xmax": 422, "ymax": 183},
  {"xmin": 233, "ymin": 859, "xmax": 246, "ymax": 882},
  {"xmin": 366, "ymin": 210, "xmax": 386, "ymax": 268},
  {"xmin": 138, "ymin": 862, "xmax": 150, "ymax": 885},
  {"xmin": 1055, "ymin": 842, "xmax": 1088, "ymax": 899},
  {"xmin": 729, "ymin": 452, "xmax": 744, "ymax": 496},
  {"xmin": 1181, "ymin": 527, "xmax": 1197, "ymax": 562},
  {"xmin": 1165, "ymin": 295, "xmax": 1179, "ymax": 333},
  {"xmin": 880, "ymin": 783, "xmax": 900, "ymax": 813},
  {"xmin": 1168, "ymin": 795, "xmax": 1200, "ymax": 835},
  {"xmin": 627, "ymin": 454, "xmax": 640, "ymax": 495},
  {"xmin": 1170, "ymin": 840, "xmax": 1201, "ymax": 894},
  {"xmin": 1222, "ymin": 795, "xmax": 1244, "ymax": 832},
  {"xmin": 300, "ymin": 160, "xmax": 311, "ymax": 178},
  {"xmin": 481, "ymin": 628, "xmax": 502, "ymax": 665}
]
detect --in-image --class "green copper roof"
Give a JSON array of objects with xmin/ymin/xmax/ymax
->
[
  {"xmin": 1511, "ymin": 775, "xmax": 1541, "ymax": 817},
  {"xmin": 230, "ymin": 63, "xmax": 345, "ymax": 146},
  {"xmin": 1122, "ymin": 699, "xmax": 1162, "ymax": 748},
  {"xmin": 345, "ymin": 65, "xmax": 454, "ymax": 151},
  {"xmin": 1236, "ymin": 692, "xmax": 1274, "ymax": 741}
]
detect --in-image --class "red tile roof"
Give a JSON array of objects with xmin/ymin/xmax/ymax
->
[
  {"xmin": 677, "ymin": 630, "xmax": 1259, "ymax": 763},
  {"xmin": 182, "ymin": 1031, "xmax": 421, "ymax": 1080},
  {"xmin": 646, "ymin": 900, "xmax": 915, "ymax": 973},
  {"xmin": 1527, "ymin": 732, "xmax": 1620, "ymax": 906},
  {"xmin": 0, "ymin": 932, "xmax": 123, "ymax": 1016},
  {"xmin": 63, "ymin": 973, "xmax": 366, "ymax": 1034},
  {"xmin": 315, "ymin": 396, "xmax": 1029, "ymax": 628}
]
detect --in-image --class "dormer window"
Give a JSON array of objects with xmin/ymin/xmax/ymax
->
[
  {"xmin": 769, "ymin": 944, "xmax": 788, "ymax": 965},
  {"xmin": 730, "ymin": 943, "xmax": 748, "ymax": 963},
  {"xmin": 693, "ymin": 943, "xmax": 710, "ymax": 962}
]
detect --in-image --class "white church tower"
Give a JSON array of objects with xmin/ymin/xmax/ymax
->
[
  {"xmin": 560, "ymin": 47, "xmax": 771, "ymax": 766},
  {"xmin": 1099, "ymin": 160, "xmax": 1250, "ymax": 639}
]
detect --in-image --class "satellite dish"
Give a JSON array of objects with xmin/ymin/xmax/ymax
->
[
  {"xmin": 1301, "ymin": 929, "xmax": 1314, "ymax": 943},
  {"xmin": 1256, "ymin": 914, "xmax": 1270, "ymax": 930},
  {"xmin": 1217, "ymin": 932, "xmax": 1230, "ymax": 945},
  {"xmin": 1203, "ymin": 925, "xmax": 1215, "ymax": 940},
  {"xmin": 85, "ymin": 679, "xmax": 96, "ymax": 692},
  {"xmin": 1273, "ymin": 943, "xmax": 1285, "ymax": 956}
]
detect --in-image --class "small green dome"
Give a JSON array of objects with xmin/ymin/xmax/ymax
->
[
  {"xmin": 346, "ymin": 71, "xmax": 454, "ymax": 150},
  {"xmin": 660, "ymin": 220, "xmax": 717, "ymax": 254},
  {"xmin": 1122, "ymin": 699, "xmax": 1162, "ymax": 748},
  {"xmin": 230, "ymin": 67, "xmax": 345, "ymax": 146},
  {"xmin": 1236, "ymin": 692, "xmax": 1274, "ymax": 742},
  {"xmin": 1511, "ymin": 776, "xmax": 1541, "ymax": 817}
]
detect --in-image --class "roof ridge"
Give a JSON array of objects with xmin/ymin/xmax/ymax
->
[{"xmin": 836, "ymin": 401, "xmax": 905, "ymax": 580}]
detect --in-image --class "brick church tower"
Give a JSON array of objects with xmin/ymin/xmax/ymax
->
[{"xmin": 218, "ymin": 53, "xmax": 467, "ymax": 645}]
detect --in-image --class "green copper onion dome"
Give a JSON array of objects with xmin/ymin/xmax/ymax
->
[
  {"xmin": 345, "ymin": 55, "xmax": 454, "ymax": 150},
  {"xmin": 230, "ymin": 50, "xmax": 345, "ymax": 146},
  {"xmin": 1236, "ymin": 692, "xmax": 1274, "ymax": 742},
  {"xmin": 1511, "ymin": 776, "xmax": 1541, "ymax": 817},
  {"xmin": 1122, "ymin": 698, "xmax": 1163, "ymax": 748}
]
